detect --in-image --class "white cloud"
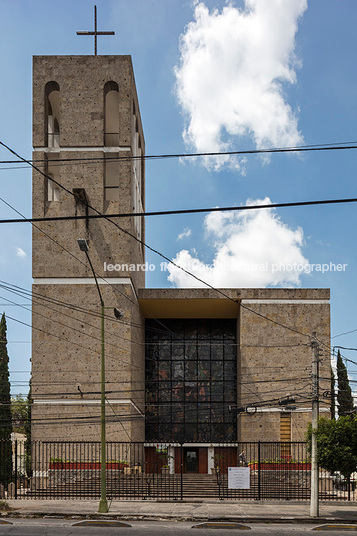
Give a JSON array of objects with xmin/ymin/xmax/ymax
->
[
  {"xmin": 175, "ymin": 0, "xmax": 306, "ymax": 170},
  {"xmin": 177, "ymin": 228, "xmax": 192, "ymax": 240},
  {"xmin": 167, "ymin": 198, "xmax": 309, "ymax": 288},
  {"xmin": 16, "ymin": 247, "xmax": 27, "ymax": 258}
]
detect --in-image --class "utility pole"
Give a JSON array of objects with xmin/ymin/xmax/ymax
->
[
  {"xmin": 310, "ymin": 331, "xmax": 320, "ymax": 518},
  {"xmin": 77, "ymin": 239, "xmax": 108, "ymax": 513},
  {"xmin": 77, "ymin": 239, "xmax": 124, "ymax": 513}
]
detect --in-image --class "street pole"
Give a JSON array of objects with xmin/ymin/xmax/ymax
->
[
  {"xmin": 310, "ymin": 331, "xmax": 320, "ymax": 518},
  {"xmin": 99, "ymin": 300, "xmax": 107, "ymax": 513},
  {"xmin": 77, "ymin": 239, "xmax": 108, "ymax": 513}
]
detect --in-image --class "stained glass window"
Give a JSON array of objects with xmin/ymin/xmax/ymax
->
[{"xmin": 145, "ymin": 319, "xmax": 237, "ymax": 442}]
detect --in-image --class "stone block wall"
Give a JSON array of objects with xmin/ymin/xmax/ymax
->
[
  {"xmin": 32, "ymin": 55, "xmax": 145, "ymax": 291},
  {"xmin": 238, "ymin": 289, "xmax": 330, "ymax": 441},
  {"xmin": 31, "ymin": 282, "xmax": 145, "ymax": 443}
]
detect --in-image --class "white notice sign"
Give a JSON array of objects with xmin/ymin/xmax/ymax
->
[{"xmin": 228, "ymin": 467, "xmax": 250, "ymax": 489}]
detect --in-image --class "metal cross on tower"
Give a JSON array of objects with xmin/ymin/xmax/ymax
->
[{"xmin": 77, "ymin": 5, "xmax": 115, "ymax": 55}]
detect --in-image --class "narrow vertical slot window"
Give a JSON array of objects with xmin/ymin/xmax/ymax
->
[
  {"xmin": 47, "ymin": 155, "xmax": 60, "ymax": 202},
  {"xmin": 45, "ymin": 82, "xmax": 60, "ymax": 148},
  {"xmin": 105, "ymin": 154, "xmax": 119, "ymax": 201},
  {"xmin": 132, "ymin": 114, "xmax": 143, "ymax": 241},
  {"xmin": 104, "ymin": 82, "xmax": 119, "ymax": 146}
]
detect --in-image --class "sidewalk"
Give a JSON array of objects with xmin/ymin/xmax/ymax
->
[{"xmin": 3, "ymin": 499, "xmax": 357, "ymax": 524}]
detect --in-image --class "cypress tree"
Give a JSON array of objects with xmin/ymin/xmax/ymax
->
[
  {"xmin": 330, "ymin": 367, "xmax": 336, "ymax": 420},
  {"xmin": 0, "ymin": 313, "xmax": 13, "ymax": 486},
  {"xmin": 337, "ymin": 350, "xmax": 354, "ymax": 417}
]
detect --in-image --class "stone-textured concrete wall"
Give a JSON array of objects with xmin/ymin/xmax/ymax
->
[
  {"xmin": 139, "ymin": 288, "xmax": 331, "ymax": 443},
  {"xmin": 31, "ymin": 56, "xmax": 331, "ymax": 446},
  {"xmin": 33, "ymin": 56, "xmax": 144, "ymax": 150},
  {"xmin": 32, "ymin": 56, "xmax": 145, "ymax": 290},
  {"xmin": 31, "ymin": 282, "xmax": 145, "ymax": 442},
  {"xmin": 139, "ymin": 288, "xmax": 330, "ymax": 301},
  {"xmin": 31, "ymin": 56, "xmax": 146, "ymax": 443},
  {"xmin": 238, "ymin": 297, "xmax": 330, "ymax": 442},
  {"xmin": 32, "ymin": 148, "xmax": 144, "ymax": 288}
]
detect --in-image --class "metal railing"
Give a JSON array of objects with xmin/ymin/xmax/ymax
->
[{"xmin": 0, "ymin": 440, "xmax": 355, "ymax": 501}]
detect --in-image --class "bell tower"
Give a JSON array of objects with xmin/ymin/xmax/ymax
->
[
  {"xmin": 31, "ymin": 55, "xmax": 146, "ymax": 442},
  {"xmin": 33, "ymin": 55, "xmax": 145, "ymax": 284}
]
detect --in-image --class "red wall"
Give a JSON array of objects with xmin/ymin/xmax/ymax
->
[{"xmin": 214, "ymin": 447, "xmax": 238, "ymax": 474}]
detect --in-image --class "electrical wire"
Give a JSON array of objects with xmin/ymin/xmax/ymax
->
[
  {"xmin": 1, "ymin": 195, "xmax": 357, "ymax": 224},
  {"xmin": 0, "ymin": 141, "xmax": 338, "ymax": 422},
  {"xmin": 5, "ymin": 313, "xmax": 149, "ymax": 372},
  {"xmin": 0, "ymin": 197, "xmax": 184, "ymax": 344},
  {"xmin": 0, "ymin": 277, "xmax": 181, "ymax": 342},
  {"xmin": 10, "ymin": 375, "xmax": 312, "ymax": 396},
  {"xmin": 332, "ymin": 328, "xmax": 357, "ymax": 339},
  {"xmin": 0, "ymin": 140, "xmax": 329, "ymax": 342},
  {"xmin": 1, "ymin": 139, "xmax": 357, "ymax": 166}
]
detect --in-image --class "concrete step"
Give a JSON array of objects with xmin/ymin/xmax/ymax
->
[{"xmin": 23, "ymin": 473, "xmax": 324, "ymax": 500}]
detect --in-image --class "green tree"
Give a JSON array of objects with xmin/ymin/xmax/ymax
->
[
  {"xmin": 0, "ymin": 313, "xmax": 13, "ymax": 486},
  {"xmin": 11, "ymin": 395, "xmax": 28, "ymax": 434},
  {"xmin": 337, "ymin": 350, "xmax": 354, "ymax": 417},
  {"xmin": 307, "ymin": 416, "xmax": 357, "ymax": 482},
  {"xmin": 330, "ymin": 367, "xmax": 336, "ymax": 420},
  {"xmin": 10, "ymin": 392, "xmax": 32, "ymax": 478}
]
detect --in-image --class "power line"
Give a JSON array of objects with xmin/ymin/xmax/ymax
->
[
  {"xmin": 0, "ymin": 291, "xmax": 149, "ymax": 353},
  {"xmin": 0, "ymin": 278, "xmax": 168, "ymax": 337},
  {"xmin": 1, "ymin": 388, "xmax": 313, "ymax": 426},
  {"xmin": 332, "ymin": 328, "xmax": 357, "ymax": 339},
  {"xmin": 9, "ymin": 374, "xmax": 312, "ymax": 396},
  {"xmin": 1, "ymin": 282, "xmax": 313, "ymax": 391},
  {"xmin": 315, "ymin": 339, "xmax": 357, "ymax": 371},
  {"xmin": 0, "ymin": 197, "xmax": 163, "ymax": 334},
  {"xmin": 5, "ymin": 313, "xmax": 109, "ymax": 355},
  {"xmin": 9, "ymin": 364, "xmax": 310, "ymax": 375},
  {"xmin": 9, "ymin": 365, "xmax": 311, "ymax": 390},
  {"xmin": 4, "ymin": 302, "xmax": 316, "ymax": 413},
  {"xmin": 5, "ymin": 313, "xmax": 149, "ymax": 372},
  {"xmin": 1, "ymin": 139, "xmax": 357, "ymax": 167},
  {"xmin": 333, "ymin": 345, "xmax": 357, "ymax": 352},
  {"xmin": 0, "ymin": 197, "xmax": 184, "ymax": 345},
  {"xmin": 0, "ymin": 141, "xmax": 321, "ymax": 356},
  {"xmin": 0, "ymin": 195, "xmax": 357, "ymax": 224}
]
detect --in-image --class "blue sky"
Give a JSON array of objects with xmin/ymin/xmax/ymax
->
[{"xmin": 0, "ymin": 0, "xmax": 356, "ymax": 396}]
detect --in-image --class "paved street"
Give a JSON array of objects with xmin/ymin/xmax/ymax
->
[
  {"xmin": 2, "ymin": 499, "xmax": 357, "ymax": 535},
  {"xmin": 5, "ymin": 499, "xmax": 357, "ymax": 523},
  {"xmin": 1, "ymin": 519, "xmax": 357, "ymax": 535}
]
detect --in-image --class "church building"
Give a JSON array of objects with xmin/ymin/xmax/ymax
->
[{"xmin": 31, "ymin": 53, "xmax": 330, "ymax": 474}]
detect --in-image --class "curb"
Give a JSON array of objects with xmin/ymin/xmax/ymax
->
[
  {"xmin": 3, "ymin": 512, "xmax": 357, "ymax": 524},
  {"xmin": 73, "ymin": 520, "xmax": 131, "ymax": 527},
  {"xmin": 312, "ymin": 525, "xmax": 357, "ymax": 531}
]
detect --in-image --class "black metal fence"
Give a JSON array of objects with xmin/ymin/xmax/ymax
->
[{"xmin": 0, "ymin": 440, "xmax": 355, "ymax": 501}]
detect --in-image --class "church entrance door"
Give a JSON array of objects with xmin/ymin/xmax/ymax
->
[{"xmin": 185, "ymin": 448, "xmax": 199, "ymax": 473}]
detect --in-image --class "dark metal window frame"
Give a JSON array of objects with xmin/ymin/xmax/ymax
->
[{"xmin": 145, "ymin": 319, "xmax": 237, "ymax": 443}]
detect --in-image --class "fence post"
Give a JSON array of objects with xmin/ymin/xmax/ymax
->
[
  {"xmin": 14, "ymin": 440, "xmax": 18, "ymax": 499},
  {"xmin": 257, "ymin": 441, "xmax": 261, "ymax": 501},
  {"xmin": 180, "ymin": 444, "xmax": 183, "ymax": 501}
]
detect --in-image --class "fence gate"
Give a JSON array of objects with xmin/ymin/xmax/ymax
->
[{"xmin": 0, "ymin": 440, "xmax": 354, "ymax": 501}]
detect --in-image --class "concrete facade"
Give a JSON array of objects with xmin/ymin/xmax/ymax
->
[
  {"xmin": 139, "ymin": 288, "xmax": 330, "ymax": 443},
  {"xmin": 31, "ymin": 55, "xmax": 331, "ymax": 453},
  {"xmin": 32, "ymin": 56, "xmax": 145, "ymax": 442}
]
